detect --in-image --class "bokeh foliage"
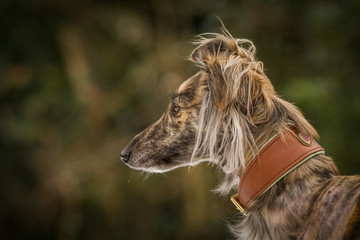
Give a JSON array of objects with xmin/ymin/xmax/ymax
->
[{"xmin": 1, "ymin": 0, "xmax": 360, "ymax": 239}]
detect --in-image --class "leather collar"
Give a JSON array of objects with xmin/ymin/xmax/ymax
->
[{"xmin": 231, "ymin": 128, "xmax": 325, "ymax": 215}]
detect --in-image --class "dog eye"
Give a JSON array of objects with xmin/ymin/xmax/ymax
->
[{"xmin": 171, "ymin": 103, "xmax": 180, "ymax": 115}]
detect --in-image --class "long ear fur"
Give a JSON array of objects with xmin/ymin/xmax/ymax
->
[
  {"xmin": 190, "ymin": 27, "xmax": 318, "ymax": 195},
  {"xmin": 190, "ymin": 29, "xmax": 263, "ymax": 194}
]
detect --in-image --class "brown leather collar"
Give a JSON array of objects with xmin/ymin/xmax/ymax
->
[{"xmin": 231, "ymin": 128, "xmax": 325, "ymax": 215}]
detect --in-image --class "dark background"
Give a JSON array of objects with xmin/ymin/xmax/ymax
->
[{"xmin": 1, "ymin": 0, "xmax": 360, "ymax": 239}]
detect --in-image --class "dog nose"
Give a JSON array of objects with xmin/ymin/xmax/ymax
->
[{"xmin": 120, "ymin": 148, "xmax": 132, "ymax": 163}]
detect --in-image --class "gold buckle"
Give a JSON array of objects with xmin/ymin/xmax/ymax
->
[{"xmin": 230, "ymin": 194, "xmax": 248, "ymax": 216}]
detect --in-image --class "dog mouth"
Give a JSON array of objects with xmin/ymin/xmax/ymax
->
[
  {"xmin": 121, "ymin": 149, "xmax": 191, "ymax": 173},
  {"xmin": 161, "ymin": 157, "xmax": 171, "ymax": 163},
  {"xmin": 161, "ymin": 152, "xmax": 181, "ymax": 163}
]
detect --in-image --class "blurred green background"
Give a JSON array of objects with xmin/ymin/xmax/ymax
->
[{"xmin": 1, "ymin": 0, "xmax": 360, "ymax": 239}]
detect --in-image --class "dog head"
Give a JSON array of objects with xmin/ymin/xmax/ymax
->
[
  {"xmin": 121, "ymin": 30, "xmax": 278, "ymax": 176},
  {"xmin": 120, "ymin": 71, "xmax": 207, "ymax": 172}
]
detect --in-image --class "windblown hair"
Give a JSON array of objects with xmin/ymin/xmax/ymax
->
[{"xmin": 189, "ymin": 28, "xmax": 318, "ymax": 195}]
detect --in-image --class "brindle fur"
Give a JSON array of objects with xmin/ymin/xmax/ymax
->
[{"xmin": 121, "ymin": 28, "xmax": 360, "ymax": 239}]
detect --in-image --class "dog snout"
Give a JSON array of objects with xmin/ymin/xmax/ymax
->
[{"xmin": 120, "ymin": 147, "xmax": 132, "ymax": 163}]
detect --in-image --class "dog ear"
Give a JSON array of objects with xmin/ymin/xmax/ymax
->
[
  {"xmin": 207, "ymin": 61, "xmax": 228, "ymax": 111},
  {"xmin": 190, "ymin": 39, "xmax": 233, "ymax": 111}
]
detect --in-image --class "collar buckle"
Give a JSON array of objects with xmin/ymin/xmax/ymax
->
[{"xmin": 230, "ymin": 194, "xmax": 248, "ymax": 216}]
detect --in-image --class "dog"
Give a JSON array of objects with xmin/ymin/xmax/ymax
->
[{"xmin": 121, "ymin": 28, "xmax": 360, "ymax": 240}]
